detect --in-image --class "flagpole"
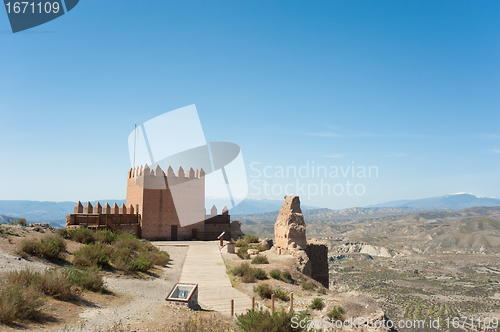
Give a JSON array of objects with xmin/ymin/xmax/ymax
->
[{"xmin": 133, "ymin": 124, "xmax": 137, "ymax": 169}]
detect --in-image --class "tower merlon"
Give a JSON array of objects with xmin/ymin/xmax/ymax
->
[{"xmin": 84, "ymin": 201, "xmax": 93, "ymax": 214}]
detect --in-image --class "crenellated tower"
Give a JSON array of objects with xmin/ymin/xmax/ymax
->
[{"xmin": 126, "ymin": 164, "xmax": 206, "ymax": 240}]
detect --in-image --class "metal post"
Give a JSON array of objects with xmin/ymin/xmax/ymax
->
[
  {"xmin": 231, "ymin": 299, "xmax": 234, "ymax": 317},
  {"xmin": 271, "ymin": 294, "xmax": 275, "ymax": 314},
  {"xmin": 290, "ymin": 292, "xmax": 293, "ymax": 313}
]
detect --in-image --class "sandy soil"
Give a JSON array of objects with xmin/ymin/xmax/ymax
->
[
  {"xmin": 46, "ymin": 245, "xmax": 190, "ymax": 332},
  {"xmin": 0, "ymin": 227, "xmax": 196, "ymax": 332}
]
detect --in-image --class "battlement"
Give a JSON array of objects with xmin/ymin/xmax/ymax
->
[
  {"xmin": 127, "ymin": 164, "xmax": 205, "ymax": 180},
  {"xmin": 67, "ymin": 201, "xmax": 141, "ymax": 236},
  {"xmin": 72, "ymin": 201, "xmax": 137, "ymax": 215}
]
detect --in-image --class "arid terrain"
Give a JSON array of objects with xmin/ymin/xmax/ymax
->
[
  {"xmin": 2, "ymin": 205, "xmax": 499, "ymax": 331},
  {"xmin": 240, "ymin": 206, "xmax": 500, "ymax": 331},
  {"xmin": 0, "ymin": 224, "xmax": 235, "ymax": 331}
]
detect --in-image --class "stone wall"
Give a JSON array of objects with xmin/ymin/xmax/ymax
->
[{"xmin": 306, "ymin": 239, "xmax": 329, "ymax": 288}]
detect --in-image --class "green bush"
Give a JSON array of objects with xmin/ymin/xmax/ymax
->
[
  {"xmin": 231, "ymin": 262, "xmax": 252, "ymax": 277},
  {"xmin": 328, "ymin": 306, "xmax": 343, "ymax": 320},
  {"xmin": 6, "ymin": 217, "xmax": 26, "ymax": 226},
  {"xmin": 270, "ymin": 269, "xmax": 281, "ymax": 280},
  {"xmin": 241, "ymin": 273, "xmax": 256, "ymax": 283},
  {"xmin": 56, "ymin": 228, "xmax": 69, "ymax": 238},
  {"xmin": 68, "ymin": 228, "xmax": 96, "ymax": 244},
  {"xmin": 65, "ymin": 267, "xmax": 105, "ymax": 292},
  {"xmin": 273, "ymin": 288, "xmax": 290, "ymax": 301},
  {"xmin": 282, "ymin": 271, "xmax": 292, "ymax": 281},
  {"xmin": 94, "ymin": 229, "xmax": 116, "ymax": 244},
  {"xmin": 252, "ymin": 268, "xmax": 267, "ymax": 280},
  {"xmin": 235, "ymin": 237, "xmax": 248, "ymax": 247},
  {"xmin": 302, "ymin": 282, "xmax": 315, "ymax": 291},
  {"xmin": 251, "ymin": 255, "xmax": 269, "ymax": 264},
  {"xmin": 237, "ymin": 246, "xmax": 250, "ymax": 259},
  {"xmin": 74, "ymin": 243, "xmax": 112, "ymax": 268},
  {"xmin": 243, "ymin": 234, "xmax": 259, "ymax": 243},
  {"xmin": 19, "ymin": 234, "xmax": 66, "ymax": 260},
  {"xmin": 309, "ymin": 297, "xmax": 324, "ymax": 310},
  {"xmin": 237, "ymin": 309, "xmax": 308, "ymax": 332},
  {"xmin": 232, "ymin": 263, "xmax": 266, "ymax": 282},
  {"xmin": 254, "ymin": 283, "xmax": 273, "ymax": 299},
  {"xmin": 130, "ymin": 253, "xmax": 154, "ymax": 272},
  {"xmin": 38, "ymin": 234, "xmax": 66, "ymax": 260}
]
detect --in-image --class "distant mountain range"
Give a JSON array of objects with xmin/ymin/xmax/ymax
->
[
  {"xmin": 0, "ymin": 200, "xmax": 126, "ymax": 225},
  {"xmin": 368, "ymin": 193, "xmax": 500, "ymax": 210},
  {"xmin": 228, "ymin": 198, "xmax": 319, "ymax": 214},
  {"xmin": 0, "ymin": 193, "xmax": 497, "ymax": 228}
]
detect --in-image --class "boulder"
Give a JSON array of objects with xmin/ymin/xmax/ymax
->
[{"xmin": 259, "ymin": 238, "xmax": 273, "ymax": 250}]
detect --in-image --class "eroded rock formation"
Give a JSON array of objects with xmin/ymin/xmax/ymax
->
[
  {"xmin": 274, "ymin": 196, "xmax": 307, "ymax": 250},
  {"xmin": 274, "ymin": 195, "xmax": 329, "ymax": 288}
]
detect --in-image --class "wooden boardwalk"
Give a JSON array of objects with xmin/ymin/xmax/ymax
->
[{"xmin": 155, "ymin": 241, "xmax": 252, "ymax": 317}]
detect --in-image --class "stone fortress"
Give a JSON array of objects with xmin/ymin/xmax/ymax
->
[{"xmin": 66, "ymin": 164, "xmax": 232, "ymax": 241}]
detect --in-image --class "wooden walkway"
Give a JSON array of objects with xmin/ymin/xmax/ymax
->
[{"xmin": 154, "ymin": 241, "xmax": 252, "ymax": 317}]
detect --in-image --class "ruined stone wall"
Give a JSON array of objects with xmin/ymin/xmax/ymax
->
[
  {"xmin": 306, "ymin": 240, "xmax": 329, "ymax": 288},
  {"xmin": 274, "ymin": 195, "xmax": 329, "ymax": 288}
]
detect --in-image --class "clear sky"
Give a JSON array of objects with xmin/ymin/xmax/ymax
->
[{"xmin": 0, "ymin": 0, "xmax": 499, "ymax": 210}]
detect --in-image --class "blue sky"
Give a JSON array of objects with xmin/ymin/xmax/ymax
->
[{"xmin": 0, "ymin": 0, "xmax": 499, "ymax": 210}]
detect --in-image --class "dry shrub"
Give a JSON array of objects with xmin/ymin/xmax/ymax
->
[
  {"xmin": 164, "ymin": 314, "xmax": 235, "ymax": 332},
  {"xmin": 237, "ymin": 309, "xmax": 308, "ymax": 332},
  {"xmin": 152, "ymin": 250, "xmax": 170, "ymax": 266},
  {"xmin": 270, "ymin": 269, "xmax": 281, "ymax": 280},
  {"xmin": 251, "ymin": 255, "xmax": 269, "ymax": 264},
  {"xmin": 254, "ymin": 283, "xmax": 273, "ymax": 299},
  {"xmin": 39, "ymin": 269, "xmax": 76, "ymax": 301},
  {"xmin": 73, "ymin": 243, "xmax": 113, "ymax": 268},
  {"xmin": 6, "ymin": 268, "xmax": 77, "ymax": 302},
  {"xmin": 65, "ymin": 267, "xmax": 105, "ymax": 292},
  {"xmin": 94, "ymin": 229, "xmax": 116, "ymax": 244},
  {"xmin": 237, "ymin": 246, "xmax": 250, "ymax": 259},
  {"xmin": 272, "ymin": 288, "xmax": 290, "ymax": 301},
  {"xmin": 301, "ymin": 281, "xmax": 315, "ymax": 291},
  {"xmin": 309, "ymin": 297, "xmax": 324, "ymax": 310},
  {"xmin": 19, "ymin": 234, "xmax": 66, "ymax": 260},
  {"xmin": 0, "ymin": 285, "xmax": 43, "ymax": 324}
]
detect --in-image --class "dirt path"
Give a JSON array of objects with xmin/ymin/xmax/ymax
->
[
  {"xmin": 45, "ymin": 244, "xmax": 189, "ymax": 332},
  {"xmin": 0, "ymin": 246, "xmax": 51, "ymax": 273}
]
